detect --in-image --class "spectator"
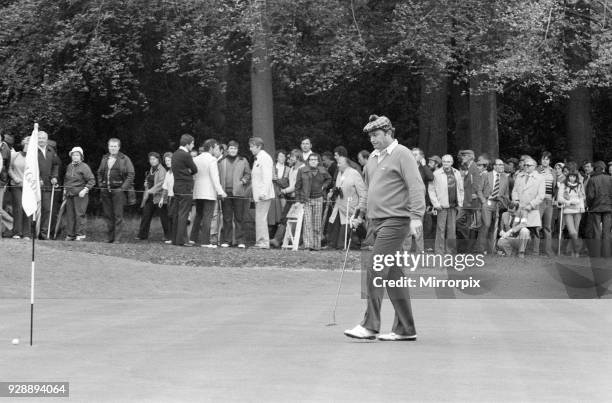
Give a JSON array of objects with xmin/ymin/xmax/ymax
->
[
  {"xmin": 137, "ymin": 152, "xmax": 169, "ymax": 241},
  {"xmin": 429, "ymin": 154, "xmax": 464, "ymax": 254},
  {"xmin": 295, "ymin": 153, "xmax": 332, "ymax": 250},
  {"xmin": 271, "ymin": 149, "xmax": 304, "ymax": 248},
  {"xmin": 63, "ymin": 147, "xmax": 95, "ymax": 241},
  {"xmin": 357, "ymin": 150, "xmax": 370, "ymax": 176},
  {"xmin": 268, "ymin": 149, "xmax": 289, "ymax": 234},
  {"xmin": 585, "ymin": 161, "xmax": 612, "ymax": 258},
  {"xmin": 160, "ymin": 152, "xmax": 175, "ymax": 244},
  {"xmin": 97, "ymin": 138, "xmax": 135, "ymax": 243},
  {"xmin": 191, "ymin": 139, "xmax": 227, "ymax": 248},
  {"xmin": 497, "ymin": 206, "xmax": 531, "ymax": 258},
  {"xmin": 0, "ymin": 132, "xmax": 11, "ymax": 237},
  {"xmin": 404, "ymin": 147, "xmax": 434, "ymax": 253},
  {"xmin": 300, "ymin": 137, "xmax": 313, "ymax": 163},
  {"xmin": 8, "ymin": 137, "xmax": 31, "ymax": 239},
  {"xmin": 557, "ymin": 170, "xmax": 586, "ymax": 257},
  {"xmin": 583, "ymin": 161, "xmax": 593, "ymax": 189},
  {"xmin": 511, "ymin": 156, "xmax": 545, "ymax": 255},
  {"xmin": 427, "ymin": 155, "xmax": 442, "ymax": 171},
  {"xmin": 334, "ymin": 146, "xmax": 361, "ymax": 173},
  {"xmin": 456, "ymin": 149, "xmax": 482, "ymax": 252},
  {"xmin": 171, "ymin": 134, "xmax": 198, "ymax": 246},
  {"xmin": 326, "ymin": 156, "xmax": 366, "ymax": 249},
  {"xmin": 536, "ymin": 151, "xmax": 558, "ymax": 256},
  {"xmin": 608, "ymin": 161, "xmax": 612, "ymax": 176},
  {"xmin": 37, "ymin": 131, "xmax": 61, "ymax": 240},
  {"xmin": 321, "ymin": 151, "xmax": 336, "ymax": 180},
  {"xmin": 554, "ymin": 162, "xmax": 566, "ymax": 187},
  {"xmin": 476, "ymin": 158, "xmax": 510, "ymax": 254},
  {"xmin": 249, "ymin": 137, "xmax": 275, "ymax": 249},
  {"xmin": 218, "ymin": 140, "xmax": 251, "ymax": 248}
]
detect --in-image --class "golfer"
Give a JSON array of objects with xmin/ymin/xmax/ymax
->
[{"xmin": 344, "ymin": 115, "xmax": 425, "ymax": 341}]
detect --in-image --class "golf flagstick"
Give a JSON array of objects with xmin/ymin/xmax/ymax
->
[
  {"xmin": 22, "ymin": 123, "xmax": 41, "ymax": 346},
  {"xmin": 327, "ymin": 208, "xmax": 360, "ymax": 326},
  {"xmin": 47, "ymin": 184, "xmax": 55, "ymax": 239},
  {"xmin": 30, "ymin": 220, "xmax": 36, "ymax": 345}
]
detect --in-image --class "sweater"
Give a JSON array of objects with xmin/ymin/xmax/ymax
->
[
  {"xmin": 363, "ymin": 143, "xmax": 425, "ymax": 220},
  {"xmin": 171, "ymin": 149, "xmax": 198, "ymax": 193},
  {"xmin": 64, "ymin": 162, "xmax": 96, "ymax": 196}
]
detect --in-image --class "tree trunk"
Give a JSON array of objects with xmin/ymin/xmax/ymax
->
[
  {"xmin": 450, "ymin": 81, "xmax": 470, "ymax": 155},
  {"xmin": 565, "ymin": 0, "xmax": 593, "ymax": 162},
  {"xmin": 250, "ymin": 0, "xmax": 275, "ymax": 153},
  {"xmin": 418, "ymin": 75, "xmax": 448, "ymax": 156},
  {"xmin": 469, "ymin": 75, "xmax": 499, "ymax": 158}
]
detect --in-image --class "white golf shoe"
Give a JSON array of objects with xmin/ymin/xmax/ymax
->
[
  {"xmin": 344, "ymin": 325, "xmax": 378, "ymax": 340},
  {"xmin": 377, "ymin": 332, "xmax": 417, "ymax": 341}
]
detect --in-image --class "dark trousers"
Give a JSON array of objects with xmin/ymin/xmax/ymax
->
[
  {"xmin": 65, "ymin": 195, "xmax": 89, "ymax": 237},
  {"xmin": 327, "ymin": 218, "xmax": 360, "ymax": 250},
  {"xmin": 10, "ymin": 186, "xmax": 32, "ymax": 237},
  {"xmin": 586, "ymin": 212, "xmax": 612, "ymax": 258},
  {"xmin": 361, "ymin": 217, "xmax": 416, "ymax": 336},
  {"xmin": 40, "ymin": 189, "xmax": 55, "ymax": 238},
  {"xmin": 477, "ymin": 202, "xmax": 499, "ymax": 253},
  {"xmin": 100, "ymin": 188, "xmax": 126, "ymax": 242},
  {"xmin": 166, "ymin": 198, "xmax": 177, "ymax": 241},
  {"xmin": 173, "ymin": 193, "xmax": 193, "ymax": 245},
  {"xmin": 138, "ymin": 197, "xmax": 169, "ymax": 240},
  {"xmin": 221, "ymin": 192, "xmax": 248, "ymax": 245},
  {"xmin": 456, "ymin": 207, "xmax": 478, "ymax": 252},
  {"xmin": 190, "ymin": 199, "xmax": 216, "ymax": 245}
]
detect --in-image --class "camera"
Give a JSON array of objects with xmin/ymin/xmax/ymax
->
[{"xmin": 330, "ymin": 186, "xmax": 344, "ymax": 201}]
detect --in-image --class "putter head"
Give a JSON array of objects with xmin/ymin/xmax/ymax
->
[{"xmin": 326, "ymin": 312, "xmax": 337, "ymax": 326}]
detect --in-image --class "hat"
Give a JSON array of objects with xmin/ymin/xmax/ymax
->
[
  {"xmin": 476, "ymin": 156, "xmax": 489, "ymax": 165},
  {"xmin": 363, "ymin": 115, "xmax": 393, "ymax": 133},
  {"xmin": 554, "ymin": 162, "xmax": 565, "ymax": 169},
  {"xmin": 460, "ymin": 150, "xmax": 475, "ymax": 159},
  {"xmin": 69, "ymin": 146, "xmax": 84, "ymax": 158},
  {"xmin": 428, "ymin": 155, "xmax": 442, "ymax": 165}
]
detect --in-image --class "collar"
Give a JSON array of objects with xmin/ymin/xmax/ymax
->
[
  {"xmin": 371, "ymin": 139, "xmax": 398, "ymax": 158},
  {"xmin": 179, "ymin": 146, "xmax": 189, "ymax": 153}
]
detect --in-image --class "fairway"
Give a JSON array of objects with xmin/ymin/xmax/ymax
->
[{"xmin": 1, "ymin": 242, "xmax": 611, "ymax": 402}]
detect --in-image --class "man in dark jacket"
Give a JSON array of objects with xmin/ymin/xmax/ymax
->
[
  {"xmin": 171, "ymin": 134, "xmax": 198, "ymax": 246},
  {"xmin": 403, "ymin": 147, "xmax": 433, "ymax": 252},
  {"xmin": 456, "ymin": 149, "xmax": 482, "ymax": 252},
  {"xmin": 37, "ymin": 131, "xmax": 61, "ymax": 239},
  {"xmin": 585, "ymin": 161, "xmax": 612, "ymax": 259},
  {"xmin": 96, "ymin": 138, "xmax": 135, "ymax": 243}
]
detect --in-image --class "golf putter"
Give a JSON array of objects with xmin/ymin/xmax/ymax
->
[{"xmin": 327, "ymin": 208, "xmax": 360, "ymax": 326}]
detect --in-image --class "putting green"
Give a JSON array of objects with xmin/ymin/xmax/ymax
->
[{"xmin": 1, "ymin": 242, "xmax": 610, "ymax": 402}]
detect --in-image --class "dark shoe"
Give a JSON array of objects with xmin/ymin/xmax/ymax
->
[{"xmin": 107, "ymin": 239, "xmax": 115, "ymax": 243}]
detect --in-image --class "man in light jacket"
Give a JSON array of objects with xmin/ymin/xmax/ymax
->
[
  {"xmin": 429, "ymin": 155, "xmax": 464, "ymax": 254},
  {"xmin": 191, "ymin": 139, "xmax": 227, "ymax": 248},
  {"xmin": 511, "ymin": 156, "xmax": 546, "ymax": 255},
  {"xmin": 249, "ymin": 137, "xmax": 275, "ymax": 249},
  {"xmin": 218, "ymin": 140, "xmax": 251, "ymax": 248}
]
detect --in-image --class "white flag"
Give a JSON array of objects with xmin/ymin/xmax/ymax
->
[{"xmin": 22, "ymin": 123, "xmax": 41, "ymax": 218}]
